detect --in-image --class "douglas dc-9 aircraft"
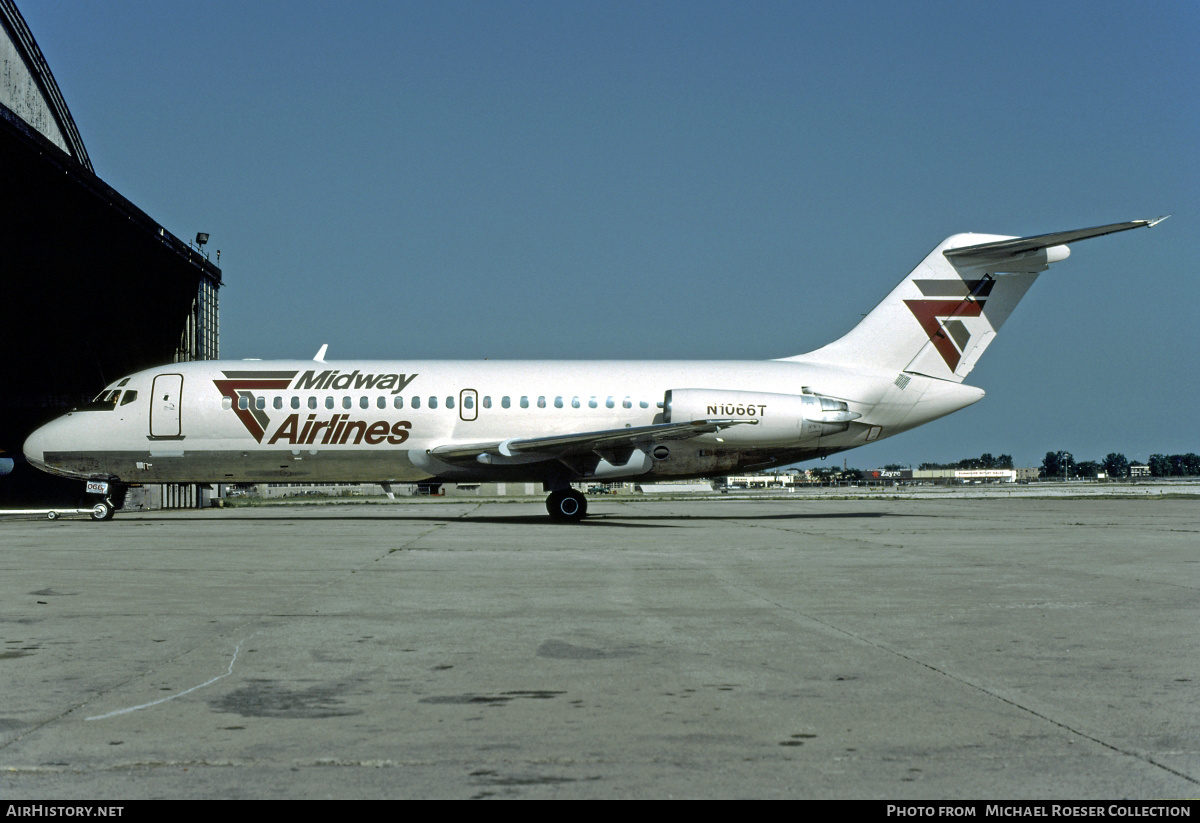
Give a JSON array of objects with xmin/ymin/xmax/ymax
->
[{"xmin": 24, "ymin": 218, "xmax": 1165, "ymax": 521}]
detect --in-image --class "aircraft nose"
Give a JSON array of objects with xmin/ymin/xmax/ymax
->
[
  {"xmin": 23, "ymin": 424, "xmax": 49, "ymax": 471},
  {"xmin": 24, "ymin": 417, "xmax": 89, "ymax": 480}
]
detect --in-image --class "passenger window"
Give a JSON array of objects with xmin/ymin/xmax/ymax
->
[
  {"xmin": 377, "ymin": 396, "xmax": 386, "ymax": 409},
  {"xmin": 537, "ymin": 396, "xmax": 546, "ymax": 408},
  {"xmin": 446, "ymin": 396, "xmax": 455, "ymax": 409},
  {"xmin": 121, "ymin": 390, "xmax": 138, "ymax": 406},
  {"xmin": 309, "ymin": 396, "xmax": 317, "ymax": 409},
  {"xmin": 274, "ymin": 397, "xmax": 283, "ymax": 410},
  {"xmin": 483, "ymin": 396, "xmax": 492, "ymax": 409},
  {"xmin": 343, "ymin": 396, "xmax": 352, "ymax": 409},
  {"xmin": 292, "ymin": 396, "xmax": 301, "ymax": 410},
  {"xmin": 463, "ymin": 395, "xmax": 474, "ymax": 410},
  {"xmin": 239, "ymin": 396, "xmax": 250, "ymax": 410},
  {"xmin": 501, "ymin": 396, "xmax": 511, "ymax": 409},
  {"xmin": 429, "ymin": 396, "xmax": 438, "ymax": 409},
  {"xmin": 520, "ymin": 396, "xmax": 529, "ymax": 408},
  {"xmin": 588, "ymin": 397, "xmax": 598, "ymax": 409},
  {"xmin": 571, "ymin": 397, "xmax": 581, "ymax": 409},
  {"xmin": 554, "ymin": 396, "xmax": 563, "ymax": 409},
  {"xmin": 360, "ymin": 396, "xmax": 369, "ymax": 409},
  {"xmin": 412, "ymin": 396, "xmax": 421, "ymax": 409},
  {"xmin": 622, "ymin": 397, "xmax": 632, "ymax": 409},
  {"xmin": 222, "ymin": 396, "xmax": 232, "ymax": 410},
  {"xmin": 639, "ymin": 400, "xmax": 650, "ymax": 409},
  {"xmin": 606, "ymin": 396, "xmax": 614, "ymax": 409},
  {"xmin": 394, "ymin": 396, "xmax": 404, "ymax": 409},
  {"xmin": 325, "ymin": 396, "xmax": 334, "ymax": 409},
  {"xmin": 256, "ymin": 396, "xmax": 266, "ymax": 410}
]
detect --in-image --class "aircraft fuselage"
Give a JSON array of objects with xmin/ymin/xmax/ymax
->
[{"xmin": 23, "ymin": 358, "xmax": 982, "ymax": 488}]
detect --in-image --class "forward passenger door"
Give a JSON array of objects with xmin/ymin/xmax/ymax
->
[{"xmin": 150, "ymin": 374, "xmax": 183, "ymax": 438}]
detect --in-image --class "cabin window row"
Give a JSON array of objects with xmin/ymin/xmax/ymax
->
[{"xmin": 228, "ymin": 395, "xmax": 654, "ymax": 411}]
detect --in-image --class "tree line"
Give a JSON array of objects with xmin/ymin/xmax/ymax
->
[
  {"xmin": 1041, "ymin": 451, "xmax": 1200, "ymax": 479},
  {"xmin": 783, "ymin": 451, "xmax": 1200, "ymax": 483}
]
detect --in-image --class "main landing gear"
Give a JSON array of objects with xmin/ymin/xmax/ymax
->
[{"xmin": 546, "ymin": 488, "xmax": 588, "ymax": 522}]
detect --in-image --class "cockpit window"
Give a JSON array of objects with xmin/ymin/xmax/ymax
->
[
  {"xmin": 120, "ymin": 390, "xmax": 138, "ymax": 406},
  {"xmin": 83, "ymin": 390, "xmax": 121, "ymax": 411}
]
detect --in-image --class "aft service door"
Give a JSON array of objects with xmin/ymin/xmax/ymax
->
[{"xmin": 150, "ymin": 373, "xmax": 183, "ymax": 438}]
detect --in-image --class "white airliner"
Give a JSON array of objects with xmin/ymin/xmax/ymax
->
[{"xmin": 24, "ymin": 218, "xmax": 1165, "ymax": 521}]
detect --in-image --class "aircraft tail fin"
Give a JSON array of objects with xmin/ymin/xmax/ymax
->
[{"xmin": 782, "ymin": 218, "xmax": 1165, "ymax": 383}]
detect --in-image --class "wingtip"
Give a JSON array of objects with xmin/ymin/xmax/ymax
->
[{"xmin": 1145, "ymin": 215, "xmax": 1171, "ymax": 228}]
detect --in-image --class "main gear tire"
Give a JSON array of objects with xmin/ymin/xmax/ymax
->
[{"xmin": 546, "ymin": 489, "xmax": 587, "ymax": 522}]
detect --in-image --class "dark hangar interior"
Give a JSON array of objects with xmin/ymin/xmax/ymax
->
[{"xmin": 1, "ymin": 0, "xmax": 220, "ymax": 507}]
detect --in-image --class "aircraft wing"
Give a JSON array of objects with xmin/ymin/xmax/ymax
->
[
  {"xmin": 943, "ymin": 217, "xmax": 1168, "ymax": 265},
  {"xmin": 430, "ymin": 418, "xmax": 757, "ymax": 463}
]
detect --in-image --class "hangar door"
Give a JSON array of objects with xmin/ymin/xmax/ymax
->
[{"xmin": 150, "ymin": 373, "xmax": 183, "ymax": 438}]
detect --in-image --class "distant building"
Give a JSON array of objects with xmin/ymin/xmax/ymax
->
[
  {"xmin": 720, "ymin": 473, "xmax": 799, "ymax": 489},
  {"xmin": 954, "ymin": 469, "xmax": 1017, "ymax": 483},
  {"xmin": 866, "ymin": 469, "xmax": 912, "ymax": 482},
  {"xmin": 910, "ymin": 468, "xmax": 1037, "ymax": 484}
]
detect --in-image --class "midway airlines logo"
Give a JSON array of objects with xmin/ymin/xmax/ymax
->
[
  {"xmin": 213, "ymin": 369, "xmax": 416, "ymax": 446},
  {"xmin": 903, "ymin": 276, "xmax": 994, "ymax": 372}
]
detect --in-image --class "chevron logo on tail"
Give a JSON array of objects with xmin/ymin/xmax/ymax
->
[{"xmin": 904, "ymin": 277, "xmax": 995, "ymax": 371}]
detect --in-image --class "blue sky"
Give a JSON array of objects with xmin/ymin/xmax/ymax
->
[{"xmin": 19, "ymin": 1, "xmax": 1199, "ymax": 469}]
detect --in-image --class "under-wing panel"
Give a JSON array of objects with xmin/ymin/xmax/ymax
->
[{"xmin": 430, "ymin": 418, "xmax": 756, "ymax": 463}]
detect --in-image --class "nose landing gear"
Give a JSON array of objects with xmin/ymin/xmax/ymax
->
[
  {"xmin": 89, "ymin": 499, "xmax": 115, "ymax": 521},
  {"xmin": 84, "ymin": 481, "xmax": 125, "ymax": 522}
]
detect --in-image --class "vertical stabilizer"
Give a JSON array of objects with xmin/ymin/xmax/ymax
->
[{"xmin": 783, "ymin": 219, "xmax": 1164, "ymax": 383}]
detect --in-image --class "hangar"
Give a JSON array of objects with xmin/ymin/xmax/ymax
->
[{"xmin": 1, "ymin": 0, "xmax": 221, "ymax": 508}]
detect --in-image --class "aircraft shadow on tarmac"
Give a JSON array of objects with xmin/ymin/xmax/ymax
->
[{"xmin": 116, "ymin": 510, "xmax": 905, "ymax": 529}]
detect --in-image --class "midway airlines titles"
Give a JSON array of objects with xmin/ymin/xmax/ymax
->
[
  {"xmin": 295, "ymin": 369, "xmax": 417, "ymax": 394},
  {"xmin": 221, "ymin": 369, "xmax": 420, "ymax": 446},
  {"xmin": 276, "ymin": 370, "xmax": 417, "ymax": 446}
]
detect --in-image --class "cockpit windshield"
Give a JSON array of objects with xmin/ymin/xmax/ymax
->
[{"xmin": 82, "ymin": 389, "xmax": 121, "ymax": 411}]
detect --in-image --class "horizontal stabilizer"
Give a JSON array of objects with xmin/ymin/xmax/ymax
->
[{"xmin": 944, "ymin": 217, "xmax": 1168, "ymax": 266}]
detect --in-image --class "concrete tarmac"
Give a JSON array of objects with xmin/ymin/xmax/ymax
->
[{"xmin": 1, "ymin": 497, "xmax": 1197, "ymax": 799}]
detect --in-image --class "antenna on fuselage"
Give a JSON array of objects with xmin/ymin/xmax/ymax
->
[{"xmin": 314, "ymin": 344, "xmax": 328, "ymax": 362}]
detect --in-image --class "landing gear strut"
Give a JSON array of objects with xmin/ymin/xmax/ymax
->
[{"xmin": 546, "ymin": 488, "xmax": 588, "ymax": 522}]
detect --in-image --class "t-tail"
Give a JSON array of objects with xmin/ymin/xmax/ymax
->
[{"xmin": 784, "ymin": 218, "xmax": 1168, "ymax": 382}]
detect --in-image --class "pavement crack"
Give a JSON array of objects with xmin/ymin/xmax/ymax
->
[
  {"xmin": 715, "ymin": 575, "xmax": 1200, "ymax": 787},
  {"xmin": 385, "ymin": 504, "xmax": 480, "ymax": 555},
  {"xmin": 85, "ymin": 636, "xmax": 251, "ymax": 721}
]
